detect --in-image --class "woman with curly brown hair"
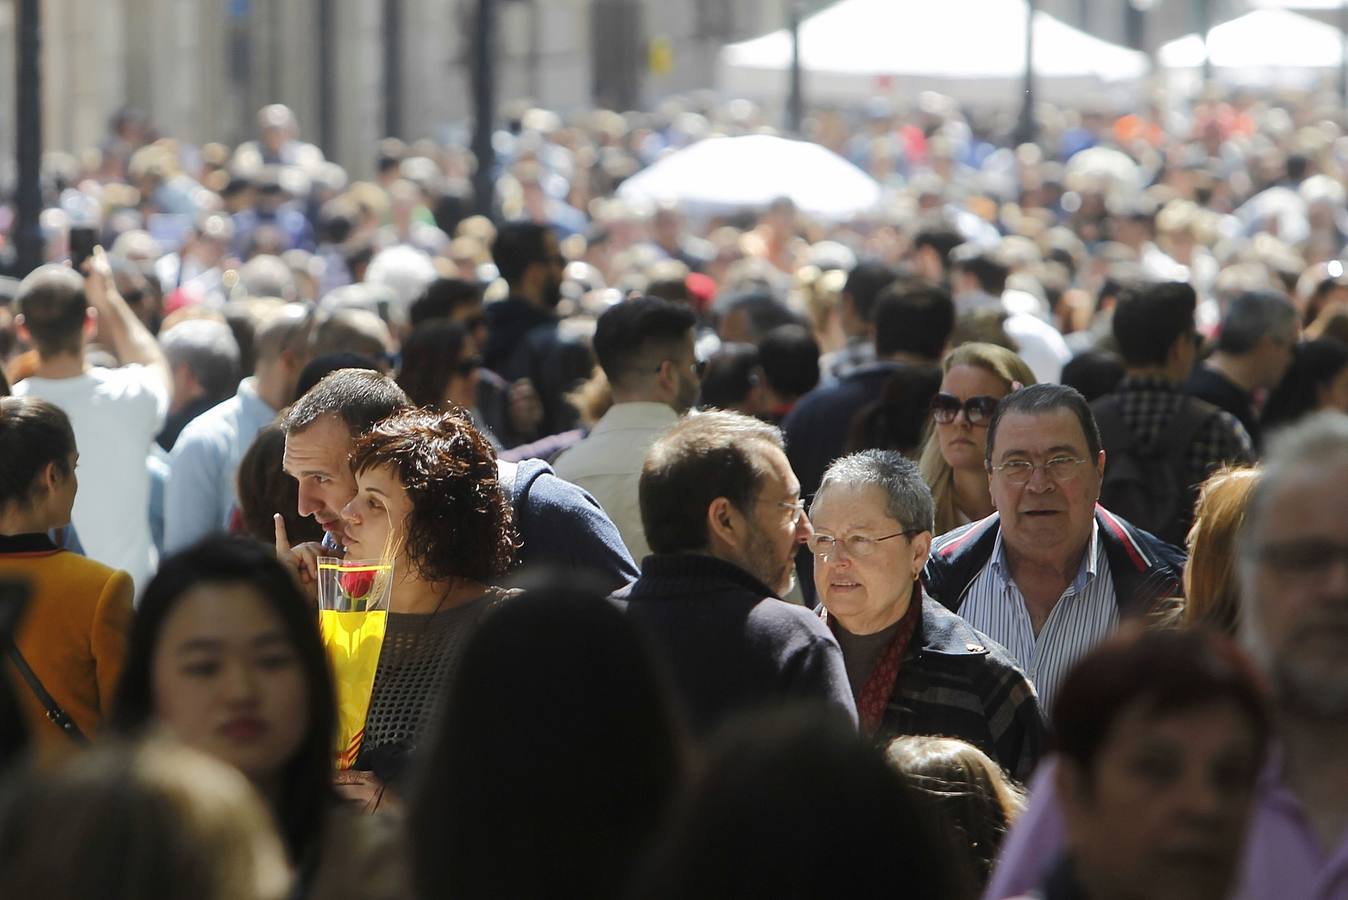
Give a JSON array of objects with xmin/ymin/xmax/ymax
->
[{"xmin": 338, "ymin": 406, "xmax": 519, "ymax": 791}]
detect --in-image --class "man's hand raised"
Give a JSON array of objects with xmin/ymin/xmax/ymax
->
[{"xmin": 274, "ymin": 513, "xmax": 323, "ymax": 603}]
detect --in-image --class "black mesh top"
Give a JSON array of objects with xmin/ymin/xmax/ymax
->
[{"xmin": 357, "ymin": 593, "xmax": 499, "ymax": 773}]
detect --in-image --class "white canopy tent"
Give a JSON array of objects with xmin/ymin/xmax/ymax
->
[
  {"xmin": 1158, "ymin": 9, "xmax": 1347, "ymax": 89},
  {"xmin": 615, "ymin": 134, "xmax": 882, "ymax": 220},
  {"xmin": 717, "ymin": 0, "xmax": 1149, "ymax": 108}
]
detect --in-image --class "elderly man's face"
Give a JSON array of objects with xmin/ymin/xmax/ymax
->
[
  {"xmin": 989, "ymin": 408, "xmax": 1104, "ymax": 569},
  {"xmin": 1245, "ymin": 458, "xmax": 1348, "ymax": 715}
]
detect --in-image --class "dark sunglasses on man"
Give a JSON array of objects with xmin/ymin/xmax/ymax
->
[{"xmin": 929, "ymin": 393, "xmax": 1000, "ymax": 426}]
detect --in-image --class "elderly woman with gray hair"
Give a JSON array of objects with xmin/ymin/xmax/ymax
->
[{"xmin": 808, "ymin": 449, "xmax": 1046, "ymax": 782}]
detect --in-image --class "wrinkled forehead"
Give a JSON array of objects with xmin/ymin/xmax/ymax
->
[
  {"xmin": 282, "ymin": 417, "xmax": 355, "ymax": 472},
  {"xmin": 1249, "ymin": 460, "xmax": 1348, "ymax": 546},
  {"xmin": 990, "ymin": 408, "xmax": 1090, "ymax": 459}
]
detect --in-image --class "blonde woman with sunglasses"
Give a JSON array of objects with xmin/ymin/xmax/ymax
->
[{"xmin": 918, "ymin": 343, "xmax": 1035, "ymax": 536}]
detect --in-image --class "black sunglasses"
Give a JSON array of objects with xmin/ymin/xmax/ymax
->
[{"xmin": 929, "ymin": 393, "xmax": 1000, "ymax": 426}]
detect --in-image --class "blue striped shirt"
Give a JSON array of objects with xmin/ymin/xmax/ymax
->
[{"xmin": 956, "ymin": 522, "xmax": 1119, "ymax": 713}]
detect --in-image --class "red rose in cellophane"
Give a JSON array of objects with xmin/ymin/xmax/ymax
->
[{"xmin": 339, "ymin": 568, "xmax": 376, "ymax": 601}]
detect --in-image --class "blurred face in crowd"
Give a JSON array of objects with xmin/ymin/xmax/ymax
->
[
  {"xmin": 448, "ymin": 298, "xmax": 489, "ymax": 350},
  {"xmin": 1255, "ymin": 327, "xmax": 1298, "ymax": 390},
  {"xmin": 538, "ymin": 231, "xmax": 564, "ymax": 308},
  {"xmin": 444, "ymin": 347, "xmax": 481, "ymax": 412},
  {"xmin": 339, "ymin": 464, "xmax": 410, "ymax": 567},
  {"xmin": 282, "ymin": 415, "xmax": 358, "ymax": 545},
  {"xmin": 1059, "ymin": 699, "xmax": 1263, "ymax": 900},
  {"xmin": 732, "ymin": 443, "xmax": 811, "ymax": 597},
  {"xmin": 934, "ymin": 364, "xmax": 1013, "ymax": 473},
  {"xmin": 151, "ymin": 582, "xmax": 309, "ymax": 789},
  {"xmin": 660, "ymin": 330, "xmax": 702, "ymax": 414},
  {"xmin": 1318, "ymin": 365, "xmax": 1348, "ymax": 414},
  {"xmin": 1243, "ymin": 455, "xmax": 1348, "ymax": 717},
  {"xmin": 988, "ymin": 408, "xmax": 1104, "ymax": 569},
  {"xmin": 810, "ymin": 483, "xmax": 930, "ymax": 636}
]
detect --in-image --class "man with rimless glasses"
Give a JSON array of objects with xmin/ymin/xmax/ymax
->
[{"xmin": 924, "ymin": 384, "xmax": 1186, "ymax": 712}]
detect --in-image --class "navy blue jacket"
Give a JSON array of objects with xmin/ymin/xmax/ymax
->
[
  {"xmin": 923, "ymin": 506, "xmax": 1186, "ymax": 620},
  {"xmin": 507, "ymin": 459, "xmax": 639, "ymax": 593},
  {"xmin": 782, "ymin": 361, "xmax": 910, "ymax": 500}
]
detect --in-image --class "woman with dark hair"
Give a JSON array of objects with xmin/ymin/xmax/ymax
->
[
  {"xmin": 0, "ymin": 396, "xmax": 132, "ymax": 757},
  {"xmin": 234, "ymin": 423, "xmax": 324, "ymax": 546},
  {"xmin": 409, "ymin": 587, "xmax": 682, "ymax": 900},
  {"xmin": 1260, "ymin": 338, "xmax": 1348, "ymax": 433},
  {"xmin": 111, "ymin": 536, "xmax": 337, "ymax": 883},
  {"xmin": 394, "ymin": 319, "xmax": 500, "ymax": 444},
  {"xmin": 989, "ymin": 625, "xmax": 1272, "ymax": 900},
  {"xmin": 845, "ymin": 363, "xmax": 943, "ymax": 458},
  {"xmin": 339, "ymin": 406, "xmax": 517, "ymax": 785}
]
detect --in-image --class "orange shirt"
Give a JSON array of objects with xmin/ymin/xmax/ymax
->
[{"xmin": 0, "ymin": 533, "xmax": 133, "ymax": 760}]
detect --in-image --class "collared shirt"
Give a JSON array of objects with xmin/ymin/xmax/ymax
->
[
  {"xmin": 552, "ymin": 401, "xmax": 679, "ymax": 563},
  {"xmin": 986, "ymin": 751, "xmax": 1348, "ymax": 900},
  {"xmin": 1237, "ymin": 749, "xmax": 1348, "ymax": 900},
  {"xmin": 957, "ymin": 522, "xmax": 1118, "ymax": 712},
  {"xmin": 818, "ymin": 337, "xmax": 875, "ymax": 383},
  {"xmin": 165, "ymin": 377, "xmax": 278, "ymax": 553}
]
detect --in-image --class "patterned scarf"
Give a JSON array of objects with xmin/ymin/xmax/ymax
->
[{"xmin": 835, "ymin": 589, "xmax": 921, "ymax": 736}]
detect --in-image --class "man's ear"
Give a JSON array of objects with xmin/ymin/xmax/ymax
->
[
  {"xmin": 14, "ymin": 314, "xmax": 30, "ymax": 343},
  {"xmin": 705, "ymin": 496, "xmax": 739, "ymax": 549}
]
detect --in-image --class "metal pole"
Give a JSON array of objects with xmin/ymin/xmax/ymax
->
[
  {"xmin": 1340, "ymin": 0, "xmax": 1348, "ymax": 105},
  {"xmin": 471, "ymin": 0, "xmax": 497, "ymax": 218},
  {"xmin": 1017, "ymin": 0, "xmax": 1037, "ymax": 145},
  {"xmin": 787, "ymin": 1, "xmax": 803, "ymax": 136},
  {"xmin": 15, "ymin": 0, "xmax": 44, "ymax": 276},
  {"xmin": 317, "ymin": 0, "xmax": 334, "ymax": 153},
  {"xmin": 383, "ymin": 0, "xmax": 403, "ymax": 138},
  {"xmin": 1197, "ymin": 0, "xmax": 1211, "ymax": 86}
]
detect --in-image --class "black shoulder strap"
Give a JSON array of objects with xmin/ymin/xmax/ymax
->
[
  {"xmin": 1160, "ymin": 395, "xmax": 1212, "ymax": 470},
  {"xmin": 6, "ymin": 638, "xmax": 88, "ymax": 744},
  {"xmin": 1091, "ymin": 394, "xmax": 1135, "ymax": 455}
]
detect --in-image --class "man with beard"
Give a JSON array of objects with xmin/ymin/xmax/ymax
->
[
  {"xmin": 483, "ymin": 222, "xmax": 582, "ymax": 442},
  {"xmin": 613, "ymin": 411, "xmax": 856, "ymax": 738},
  {"xmin": 1235, "ymin": 411, "xmax": 1348, "ymax": 899},
  {"xmin": 554, "ymin": 296, "xmax": 700, "ymax": 562}
]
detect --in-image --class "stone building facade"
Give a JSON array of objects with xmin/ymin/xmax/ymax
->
[{"xmin": 0, "ymin": 0, "xmax": 1261, "ymax": 177}]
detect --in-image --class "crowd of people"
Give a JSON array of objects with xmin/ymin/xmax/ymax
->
[{"xmin": 1, "ymin": 84, "xmax": 1348, "ymax": 899}]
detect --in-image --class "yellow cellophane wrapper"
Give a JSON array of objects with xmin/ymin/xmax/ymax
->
[{"xmin": 318, "ymin": 609, "xmax": 388, "ymax": 769}]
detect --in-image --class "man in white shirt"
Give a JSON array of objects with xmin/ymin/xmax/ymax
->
[
  {"xmin": 12, "ymin": 251, "xmax": 171, "ymax": 593},
  {"xmin": 554, "ymin": 296, "xmax": 700, "ymax": 562}
]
